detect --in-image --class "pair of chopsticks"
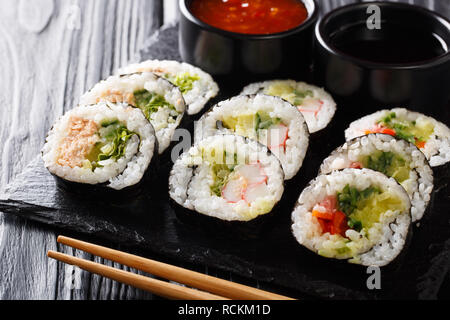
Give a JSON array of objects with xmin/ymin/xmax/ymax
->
[{"xmin": 48, "ymin": 236, "xmax": 295, "ymax": 300}]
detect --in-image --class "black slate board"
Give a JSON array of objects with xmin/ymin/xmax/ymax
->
[{"xmin": 1, "ymin": 24, "xmax": 450, "ymax": 300}]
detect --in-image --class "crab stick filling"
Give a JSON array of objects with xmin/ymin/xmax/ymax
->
[
  {"xmin": 298, "ymin": 98, "xmax": 324, "ymax": 118},
  {"xmin": 211, "ymin": 162, "xmax": 269, "ymax": 206}
]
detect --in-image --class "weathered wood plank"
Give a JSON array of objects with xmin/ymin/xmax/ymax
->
[{"xmin": 0, "ymin": 0, "xmax": 163, "ymax": 300}]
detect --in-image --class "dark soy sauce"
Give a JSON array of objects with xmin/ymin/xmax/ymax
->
[{"xmin": 330, "ymin": 22, "xmax": 447, "ymax": 64}]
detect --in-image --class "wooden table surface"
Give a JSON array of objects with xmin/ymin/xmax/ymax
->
[{"xmin": 0, "ymin": 0, "xmax": 448, "ymax": 300}]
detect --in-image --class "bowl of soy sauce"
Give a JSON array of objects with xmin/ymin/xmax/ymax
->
[{"xmin": 313, "ymin": 1, "xmax": 450, "ymax": 120}]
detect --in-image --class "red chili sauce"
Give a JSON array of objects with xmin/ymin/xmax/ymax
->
[{"xmin": 190, "ymin": 0, "xmax": 309, "ymax": 35}]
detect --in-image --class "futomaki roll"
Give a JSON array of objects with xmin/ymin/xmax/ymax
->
[
  {"xmin": 241, "ymin": 80, "xmax": 337, "ymax": 134},
  {"xmin": 291, "ymin": 169, "xmax": 411, "ymax": 267},
  {"xmin": 194, "ymin": 94, "xmax": 309, "ymax": 180},
  {"xmin": 345, "ymin": 108, "xmax": 450, "ymax": 168},
  {"xmin": 320, "ymin": 134, "xmax": 434, "ymax": 222},
  {"xmin": 42, "ymin": 102, "xmax": 157, "ymax": 192},
  {"xmin": 80, "ymin": 72, "xmax": 185, "ymax": 154},
  {"xmin": 118, "ymin": 60, "xmax": 219, "ymax": 115},
  {"xmin": 169, "ymin": 135, "xmax": 285, "ymax": 223}
]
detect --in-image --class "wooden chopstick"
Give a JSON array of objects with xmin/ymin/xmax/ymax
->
[
  {"xmin": 47, "ymin": 250, "xmax": 227, "ymax": 300},
  {"xmin": 52, "ymin": 235, "xmax": 295, "ymax": 300}
]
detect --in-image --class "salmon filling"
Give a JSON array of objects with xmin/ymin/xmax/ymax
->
[{"xmin": 57, "ymin": 117, "xmax": 99, "ymax": 168}]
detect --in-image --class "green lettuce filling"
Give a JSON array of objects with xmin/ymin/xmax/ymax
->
[
  {"xmin": 292, "ymin": 89, "xmax": 314, "ymax": 105},
  {"xmin": 133, "ymin": 89, "xmax": 177, "ymax": 120},
  {"xmin": 255, "ymin": 112, "xmax": 282, "ymax": 131},
  {"xmin": 337, "ymin": 185, "xmax": 381, "ymax": 231},
  {"xmin": 203, "ymin": 150, "xmax": 239, "ymax": 197},
  {"xmin": 210, "ymin": 164, "xmax": 235, "ymax": 197},
  {"xmin": 347, "ymin": 218, "xmax": 363, "ymax": 232},
  {"xmin": 87, "ymin": 120, "xmax": 136, "ymax": 170},
  {"xmin": 362, "ymin": 151, "xmax": 410, "ymax": 183},
  {"xmin": 338, "ymin": 185, "xmax": 380, "ymax": 216},
  {"xmin": 165, "ymin": 73, "xmax": 200, "ymax": 94}
]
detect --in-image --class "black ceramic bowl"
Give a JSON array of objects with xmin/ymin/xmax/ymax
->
[
  {"xmin": 179, "ymin": 0, "xmax": 319, "ymax": 90},
  {"xmin": 313, "ymin": 2, "xmax": 450, "ymax": 121}
]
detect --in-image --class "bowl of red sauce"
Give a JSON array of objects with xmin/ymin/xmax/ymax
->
[{"xmin": 179, "ymin": 0, "xmax": 319, "ymax": 85}]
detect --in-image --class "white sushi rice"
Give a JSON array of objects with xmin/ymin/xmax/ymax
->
[
  {"xmin": 291, "ymin": 169, "xmax": 411, "ymax": 267},
  {"xmin": 79, "ymin": 72, "xmax": 185, "ymax": 154},
  {"xmin": 241, "ymin": 80, "xmax": 337, "ymax": 133},
  {"xmin": 42, "ymin": 102, "xmax": 156, "ymax": 190},
  {"xmin": 169, "ymin": 135, "xmax": 285, "ymax": 222},
  {"xmin": 194, "ymin": 94, "xmax": 310, "ymax": 180},
  {"xmin": 118, "ymin": 60, "xmax": 219, "ymax": 115},
  {"xmin": 345, "ymin": 108, "xmax": 450, "ymax": 167},
  {"xmin": 320, "ymin": 134, "xmax": 434, "ymax": 222}
]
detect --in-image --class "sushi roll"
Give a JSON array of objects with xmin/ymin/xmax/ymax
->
[
  {"xmin": 320, "ymin": 134, "xmax": 434, "ymax": 222},
  {"xmin": 291, "ymin": 169, "xmax": 411, "ymax": 267},
  {"xmin": 241, "ymin": 80, "xmax": 337, "ymax": 134},
  {"xmin": 345, "ymin": 108, "xmax": 450, "ymax": 168},
  {"xmin": 169, "ymin": 135, "xmax": 285, "ymax": 223},
  {"xmin": 118, "ymin": 60, "xmax": 219, "ymax": 116},
  {"xmin": 79, "ymin": 72, "xmax": 185, "ymax": 154},
  {"xmin": 42, "ymin": 102, "xmax": 157, "ymax": 192},
  {"xmin": 194, "ymin": 95, "xmax": 310, "ymax": 180}
]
